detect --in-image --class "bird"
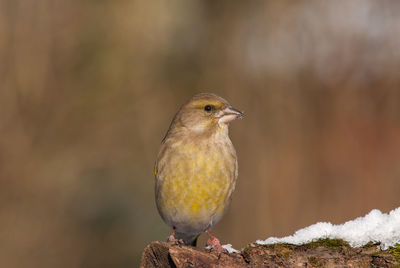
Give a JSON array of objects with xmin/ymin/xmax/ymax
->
[{"xmin": 154, "ymin": 93, "xmax": 243, "ymax": 252}]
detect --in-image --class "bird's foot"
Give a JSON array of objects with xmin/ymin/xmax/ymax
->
[
  {"xmin": 167, "ymin": 235, "xmax": 184, "ymax": 244},
  {"xmin": 167, "ymin": 234, "xmax": 178, "ymax": 242},
  {"xmin": 167, "ymin": 228, "xmax": 184, "ymax": 245},
  {"xmin": 206, "ymin": 231, "xmax": 228, "ymax": 254}
]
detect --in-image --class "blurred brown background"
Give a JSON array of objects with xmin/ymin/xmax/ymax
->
[{"xmin": 1, "ymin": 0, "xmax": 400, "ymax": 267}]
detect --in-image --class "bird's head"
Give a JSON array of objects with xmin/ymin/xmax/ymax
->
[{"xmin": 173, "ymin": 93, "xmax": 243, "ymax": 135}]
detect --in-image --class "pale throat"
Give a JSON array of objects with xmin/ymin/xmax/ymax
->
[{"xmin": 214, "ymin": 123, "xmax": 229, "ymax": 139}]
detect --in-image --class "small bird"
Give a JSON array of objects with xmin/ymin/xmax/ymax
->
[{"xmin": 154, "ymin": 93, "xmax": 243, "ymax": 252}]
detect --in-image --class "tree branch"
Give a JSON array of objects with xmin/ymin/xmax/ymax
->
[{"xmin": 140, "ymin": 239, "xmax": 399, "ymax": 267}]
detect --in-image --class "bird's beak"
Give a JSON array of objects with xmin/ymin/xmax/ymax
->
[{"xmin": 218, "ymin": 106, "xmax": 244, "ymax": 124}]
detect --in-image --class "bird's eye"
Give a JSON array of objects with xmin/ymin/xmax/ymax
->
[{"xmin": 204, "ymin": 105, "xmax": 213, "ymax": 112}]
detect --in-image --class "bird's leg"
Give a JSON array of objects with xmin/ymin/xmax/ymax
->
[
  {"xmin": 167, "ymin": 227, "xmax": 184, "ymax": 244},
  {"xmin": 206, "ymin": 231, "xmax": 228, "ymax": 253},
  {"xmin": 167, "ymin": 227, "xmax": 178, "ymax": 242}
]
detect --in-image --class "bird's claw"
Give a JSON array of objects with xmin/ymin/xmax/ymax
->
[
  {"xmin": 205, "ymin": 230, "xmax": 228, "ymax": 254},
  {"xmin": 207, "ymin": 237, "xmax": 228, "ymax": 254},
  {"xmin": 167, "ymin": 230, "xmax": 184, "ymax": 245},
  {"xmin": 167, "ymin": 236, "xmax": 184, "ymax": 245}
]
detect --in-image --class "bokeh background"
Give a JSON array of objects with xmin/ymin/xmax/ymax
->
[{"xmin": 1, "ymin": 0, "xmax": 400, "ymax": 267}]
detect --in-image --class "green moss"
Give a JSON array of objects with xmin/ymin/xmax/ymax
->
[
  {"xmin": 259, "ymin": 243, "xmax": 294, "ymax": 260},
  {"xmin": 241, "ymin": 243, "xmax": 295, "ymax": 261},
  {"xmin": 363, "ymin": 241, "xmax": 376, "ymax": 247},
  {"xmin": 360, "ymin": 241, "xmax": 382, "ymax": 255},
  {"xmin": 262, "ymin": 243, "xmax": 297, "ymax": 251},
  {"xmin": 307, "ymin": 238, "xmax": 350, "ymax": 249},
  {"xmin": 387, "ymin": 243, "xmax": 400, "ymax": 264}
]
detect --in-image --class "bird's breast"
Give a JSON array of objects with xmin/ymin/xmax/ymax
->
[{"xmin": 156, "ymin": 136, "xmax": 237, "ymax": 229}]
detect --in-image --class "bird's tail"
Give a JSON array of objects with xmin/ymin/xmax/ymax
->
[{"xmin": 175, "ymin": 232, "xmax": 199, "ymax": 246}]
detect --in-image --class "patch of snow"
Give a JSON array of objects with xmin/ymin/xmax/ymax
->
[
  {"xmin": 222, "ymin": 244, "xmax": 240, "ymax": 253},
  {"xmin": 257, "ymin": 207, "xmax": 400, "ymax": 250}
]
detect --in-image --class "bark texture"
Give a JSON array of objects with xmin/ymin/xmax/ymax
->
[{"xmin": 140, "ymin": 240, "xmax": 399, "ymax": 268}]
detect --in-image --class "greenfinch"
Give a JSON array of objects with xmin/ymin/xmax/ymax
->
[{"xmin": 154, "ymin": 93, "xmax": 243, "ymax": 251}]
